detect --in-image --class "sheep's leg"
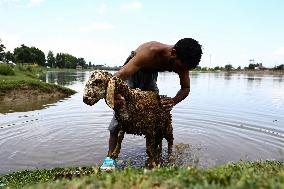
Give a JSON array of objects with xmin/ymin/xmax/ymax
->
[
  {"xmin": 145, "ymin": 136, "xmax": 155, "ymax": 168},
  {"xmin": 167, "ymin": 136, "xmax": 173, "ymax": 155},
  {"xmin": 165, "ymin": 126, "xmax": 174, "ymax": 162},
  {"xmin": 154, "ymin": 137, "xmax": 163, "ymax": 165},
  {"xmin": 110, "ymin": 130, "xmax": 125, "ymax": 159}
]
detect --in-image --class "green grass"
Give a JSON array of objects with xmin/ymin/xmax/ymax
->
[
  {"xmin": 0, "ymin": 64, "xmax": 15, "ymax": 76},
  {"xmin": 0, "ymin": 65, "xmax": 76, "ymax": 97},
  {"xmin": 0, "ymin": 161, "xmax": 284, "ymax": 189}
]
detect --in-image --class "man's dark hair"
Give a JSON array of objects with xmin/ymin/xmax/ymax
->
[{"xmin": 174, "ymin": 38, "xmax": 202, "ymax": 70}]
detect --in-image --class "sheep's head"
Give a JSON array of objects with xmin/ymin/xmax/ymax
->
[{"xmin": 83, "ymin": 71, "xmax": 114, "ymax": 106}]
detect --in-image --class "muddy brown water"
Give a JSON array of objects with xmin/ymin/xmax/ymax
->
[{"xmin": 0, "ymin": 71, "xmax": 284, "ymax": 174}]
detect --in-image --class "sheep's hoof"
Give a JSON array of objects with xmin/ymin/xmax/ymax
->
[
  {"xmin": 168, "ymin": 154, "xmax": 175, "ymax": 163},
  {"xmin": 145, "ymin": 159, "xmax": 159, "ymax": 169}
]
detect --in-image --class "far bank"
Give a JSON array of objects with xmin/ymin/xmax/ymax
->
[{"xmin": 0, "ymin": 64, "xmax": 76, "ymax": 113}]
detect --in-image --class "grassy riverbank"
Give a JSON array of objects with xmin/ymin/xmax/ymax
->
[
  {"xmin": 0, "ymin": 161, "xmax": 283, "ymax": 188},
  {"xmin": 0, "ymin": 64, "xmax": 75, "ymax": 100}
]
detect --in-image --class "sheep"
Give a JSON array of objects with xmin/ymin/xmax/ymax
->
[{"xmin": 83, "ymin": 70, "xmax": 173, "ymax": 166}]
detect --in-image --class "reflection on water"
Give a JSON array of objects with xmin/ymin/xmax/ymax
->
[
  {"xmin": 0, "ymin": 71, "xmax": 284, "ymax": 174},
  {"xmin": 0, "ymin": 97, "xmax": 66, "ymax": 114},
  {"xmin": 39, "ymin": 70, "xmax": 87, "ymax": 86}
]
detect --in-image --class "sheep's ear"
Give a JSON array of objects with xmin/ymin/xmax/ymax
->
[{"xmin": 106, "ymin": 78, "xmax": 115, "ymax": 109}]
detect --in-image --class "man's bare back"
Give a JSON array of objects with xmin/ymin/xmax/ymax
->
[{"xmin": 116, "ymin": 41, "xmax": 191, "ymax": 99}]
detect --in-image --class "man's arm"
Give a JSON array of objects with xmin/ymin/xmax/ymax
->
[
  {"xmin": 173, "ymin": 70, "xmax": 190, "ymax": 104},
  {"xmin": 172, "ymin": 87, "xmax": 190, "ymax": 104},
  {"xmin": 114, "ymin": 54, "xmax": 142, "ymax": 80},
  {"xmin": 112, "ymin": 52, "xmax": 145, "ymax": 108},
  {"xmin": 161, "ymin": 70, "xmax": 190, "ymax": 111}
]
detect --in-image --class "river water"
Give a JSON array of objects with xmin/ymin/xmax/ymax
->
[{"xmin": 0, "ymin": 71, "xmax": 284, "ymax": 174}]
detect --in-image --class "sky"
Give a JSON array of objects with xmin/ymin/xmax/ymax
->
[{"xmin": 0, "ymin": 0, "xmax": 284, "ymax": 68}]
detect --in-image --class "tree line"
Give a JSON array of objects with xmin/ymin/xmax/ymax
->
[
  {"xmin": 194, "ymin": 63, "xmax": 284, "ymax": 71},
  {"xmin": 0, "ymin": 39, "xmax": 88, "ymax": 69},
  {"xmin": 1, "ymin": 38, "xmax": 283, "ymax": 70}
]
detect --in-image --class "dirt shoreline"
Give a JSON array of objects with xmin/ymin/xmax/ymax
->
[
  {"xmin": 0, "ymin": 84, "xmax": 75, "ymax": 113},
  {"xmin": 1, "ymin": 85, "xmax": 70, "ymax": 103}
]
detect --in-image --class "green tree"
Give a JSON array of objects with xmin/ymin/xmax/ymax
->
[
  {"xmin": 55, "ymin": 53, "xmax": 65, "ymax": 68},
  {"xmin": 0, "ymin": 39, "xmax": 6, "ymax": 61},
  {"xmin": 14, "ymin": 44, "xmax": 31, "ymax": 63},
  {"xmin": 55, "ymin": 53, "xmax": 82, "ymax": 69},
  {"xmin": 224, "ymin": 64, "xmax": 233, "ymax": 71},
  {"xmin": 274, "ymin": 64, "xmax": 284, "ymax": 70},
  {"xmin": 77, "ymin": 57, "xmax": 86, "ymax": 68},
  {"xmin": 5, "ymin": 51, "xmax": 15, "ymax": 62},
  {"xmin": 47, "ymin": 51, "xmax": 56, "ymax": 67},
  {"xmin": 14, "ymin": 44, "xmax": 45, "ymax": 65},
  {"xmin": 64, "ymin": 54, "xmax": 77, "ymax": 69},
  {"xmin": 194, "ymin": 66, "xmax": 202, "ymax": 71},
  {"xmin": 201, "ymin": 67, "xmax": 208, "ymax": 71},
  {"xmin": 248, "ymin": 64, "xmax": 256, "ymax": 70},
  {"xmin": 214, "ymin": 66, "xmax": 220, "ymax": 70},
  {"xmin": 30, "ymin": 47, "xmax": 45, "ymax": 65}
]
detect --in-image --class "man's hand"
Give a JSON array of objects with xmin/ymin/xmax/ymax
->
[
  {"xmin": 161, "ymin": 97, "xmax": 175, "ymax": 111},
  {"xmin": 114, "ymin": 94, "xmax": 125, "ymax": 108}
]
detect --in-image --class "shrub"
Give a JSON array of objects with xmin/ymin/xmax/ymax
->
[
  {"xmin": 0, "ymin": 64, "xmax": 15, "ymax": 75},
  {"xmin": 26, "ymin": 65, "xmax": 33, "ymax": 72},
  {"xmin": 17, "ymin": 64, "xmax": 33, "ymax": 72}
]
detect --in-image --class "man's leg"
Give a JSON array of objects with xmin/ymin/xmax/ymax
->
[
  {"xmin": 108, "ymin": 132, "xmax": 118, "ymax": 157},
  {"xmin": 107, "ymin": 115, "xmax": 119, "ymax": 156},
  {"xmin": 101, "ymin": 51, "xmax": 135, "ymax": 170},
  {"xmin": 101, "ymin": 115, "xmax": 119, "ymax": 170}
]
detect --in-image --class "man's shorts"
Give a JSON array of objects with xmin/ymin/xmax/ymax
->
[{"xmin": 108, "ymin": 51, "xmax": 159, "ymax": 134}]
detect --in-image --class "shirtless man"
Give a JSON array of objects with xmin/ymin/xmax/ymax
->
[{"xmin": 101, "ymin": 38, "xmax": 202, "ymax": 170}]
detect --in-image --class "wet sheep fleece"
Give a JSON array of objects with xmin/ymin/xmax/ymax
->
[{"xmin": 83, "ymin": 71, "xmax": 173, "ymax": 166}]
